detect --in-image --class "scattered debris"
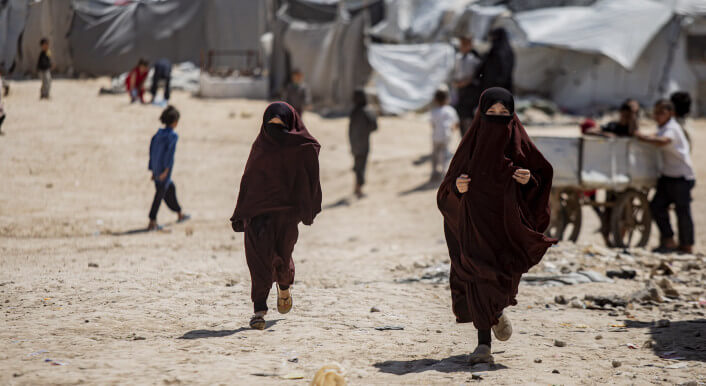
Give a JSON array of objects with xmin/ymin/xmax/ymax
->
[
  {"xmin": 225, "ymin": 279, "xmax": 237, "ymax": 287},
  {"xmin": 584, "ymin": 294, "xmax": 627, "ymax": 308},
  {"xmin": 370, "ymin": 306, "xmax": 381, "ymax": 313},
  {"xmin": 88, "ymin": 262, "xmax": 99, "ymax": 268},
  {"xmin": 534, "ymin": 358, "xmax": 542, "ymax": 363},
  {"xmin": 554, "ymin": 339, "xmax": 566, "ymax": 347},
  {"xmin": 280, "ymin": 371, "xmax": 305, "ymax": 380},
  {"xmin": 375, "ymin": 326, "xmax": 404, "ymax": 331},
  {"xmin": 311, "ymin": 363, "xmax": 345, "ymax": 386},
  {"xmin": 651, "ymin": 261, "xmax": 674, "ymax": 276},
  {"xmin": 552, "ymin": 369, "xmax": 560, "ymax": 374},
  {"xmin": 606, "ymin": 268, "xmax": 637, "ymax": 279},
  {"xmin": 595, "ymin": 335, "xmax": 603, "ymax": 340},
  {"xmin": 554, "ymin": 295, "xmax": 568, "ymax": 305},
  {"xmin": 626, "ymin": 343, "xmax": 638, "ymax": 349},
  {"xmin": 612, "ymin": 360, "xmax": 621, "ymax": 368},
  {"xmin": 44, "ymin": 359, "xmax": 67, "ymax": 366},
  {"xmin": 657, "ymin": 278, "xmax": 679, "ymax": 299},
  {"xmin": 522, "ymin": 271, "xmax": 612, "ymax": 286}
]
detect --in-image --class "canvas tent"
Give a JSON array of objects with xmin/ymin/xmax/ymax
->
[
  {"xmin": 1, "ymin": 0, "xmax": 270, "ymax": 76},
  {"xmin": 498, "ymin": 0, "xmax": 700, "ymax": 114},
  {"xmin": 368, "ymin": 43, "xmax": 455, "ymax": 114},
  {"xmin": 0, "ymin": 0, "xmax": 28, "ymax": 72},
  {"xmin": 15, "ymin": 0, "xmax": 73, "ymax": 74},
  {"xmin": 270, "ymin": 0, "xmax": 383, "ymax": 115}
]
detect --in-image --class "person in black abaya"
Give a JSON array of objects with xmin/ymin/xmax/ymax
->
[
  {"xmin": 437, "ymin": 88, "xmax": 556, "ymax": 365},
  {"xmin": 230, "ymin": 102, "xmax": 322, "ymax": 330}
]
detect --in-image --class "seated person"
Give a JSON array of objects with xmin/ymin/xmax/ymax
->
[{"xmin": 584, "ymin": 99, "xmax": 639, "ymax": 137}]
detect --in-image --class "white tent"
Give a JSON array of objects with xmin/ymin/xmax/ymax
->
[{"xmin": 503, "ymin": 0, "xmax": 701, "ymax": 114}]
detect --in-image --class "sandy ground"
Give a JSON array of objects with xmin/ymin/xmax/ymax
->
[{"xmin": 1, "ymin": 79, "xmax": 705, "ymax": 385}]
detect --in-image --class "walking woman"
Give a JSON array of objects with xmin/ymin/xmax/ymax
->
[
  {"xmin": 437, "ymin": 88, "xmax": 556, "ymax": 364},
  {"xmin": 230, "ymin": 102, "xmax": 322, "ymax": 330}
]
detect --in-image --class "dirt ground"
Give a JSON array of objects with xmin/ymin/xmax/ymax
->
[{"xmin": 1, "ymin": 79, "xmax": 704, "ymax": 385}]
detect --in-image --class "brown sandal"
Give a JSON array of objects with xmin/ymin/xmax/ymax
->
[
  {"xmin": 249, "ymin": 312, "xmax": 266, "ymax": 330},
  {"xmin": 277, "ymin": 284, "xmax": 292, "ymax": 314}
]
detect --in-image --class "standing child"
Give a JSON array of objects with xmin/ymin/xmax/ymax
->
[
  {"xmin": 283, "ymin": 69, "xmax": 312, "ymax": 118},
  {"xmin": 349, "ymin": 89, "xmax": 378, "ymax": 198},
  {"xmin": 0, "ymin": 71, "xmax": 5, "ymax": 135},
  {"xmin": 148, "ymin": 105, "xmax": 190, "ymax": 230},
  {"xmin": 437, "ymin": 88, "xmax": 556, "ymax": 365},
  {"xmin": 37, "ymin": 38, "xmax": 52, "ymax": 100},
  {"xmin": 430, "ymin": 87, "xmax": 459, "ymax": 181},
  {"xmin": 230, "ymin": 102, "xmax": 321, "ymax": 330},
  {"xmin": 637, "ymin": 100, "xmax": 696, "ymax": 254}
]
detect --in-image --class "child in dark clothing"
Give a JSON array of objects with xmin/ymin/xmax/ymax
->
[
  {"xmin": 148, "ymin": 105, "xmax": 190, "ymax": 230},
  {"xmin": 37, "ymin": 38, "xmax": 52, "ymax": 99},
  {"xmin": 230, "ymin": 102, "xmax": 321, "ymax": 330},
  {"xmin": 348, "ymin": 89, "xmax": 378, "ymax": 198},
  {"xmin": 283, "ymin": 69, "xmax": 312, "ymax": 118}
]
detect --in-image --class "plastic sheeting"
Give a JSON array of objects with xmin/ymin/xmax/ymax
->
[
  {"xmin": 369, "ymin": 0, "xmax": 473, "ymax": 43},
  {"xmin": 514, "ymin": 0, "xmax": 673, "ymax": 70},
  {"xmin": 204, "ymin": 0, "xmax": 268, "ymax": 71},
  {"xmin": 368, "ymin": 43, "xmax": 455, "ymax": 114},
  {"xmin": 70, "ymin": 0, "xmax": 204, "ymax": 75},
  {"xmin": 0, "ymin": 0, "xmax": 28, "ymax": 72},
  {"xmin": 271, "ymin": 5, "xmax": 372, "ymax": 114},
  {"xmin": 16, "ymin": 0, "xmax": 73, "ymax": 74},
  {"xmin": 512, "ymin": 15, "xmax": 697, "ymax": 114}
]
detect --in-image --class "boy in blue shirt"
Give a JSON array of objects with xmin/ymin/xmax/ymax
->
[{"xmin": 148, "ymin": 105, "xmax": 189, "ymax": 230}]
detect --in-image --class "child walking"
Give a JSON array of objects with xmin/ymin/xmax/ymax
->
[
  {"xmin": 148, "ymin": 105, "xmax": 190, "ymax": 230},
  {"xmin": 437, "ymin": 88, "xmax": 556, "ymax": 365},
  {"xmin": 230, "ymin": 102, "xmax": 321, "ymax": 330},
  {"xmin": 349, "ymin": 89, "xmax": 378, "ymax": 198},
  {"xmin": 0, "ymin": 71, "xmax": 5, "ymax": 135},
  {"xmin": 37, "ymin": 38, "xmax": 52, "ymax": 100},
  {"xmin": 430, "ymin": 87, "xmax": 459, "ymax": 181},
  {"xmin": 637, "ymin": 100, "xmax": 696, "ymax": 254}
]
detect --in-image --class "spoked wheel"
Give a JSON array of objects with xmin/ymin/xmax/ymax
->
[
  {"xmin": 610, "ymin": 189, "xmax": 651, "ymax": 248},
  {"xmin": 545, "ymin": 188, "xmax": 582, "ymax": 242}
]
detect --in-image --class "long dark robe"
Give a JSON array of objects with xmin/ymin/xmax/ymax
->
[
  {"xmin": 467, "ymin": 28, "xmax": 516, "ymax": 113},
  {"xmin": 437, "ymin": 88, "xmax": 556, "ymax": 330},
  {"xmin": 231, "ymin": 102, "xmax": 321, "ymax": 310},
  {"xmin": 231, "ymin": 102, "xmax": 321, "ymax": 230}
]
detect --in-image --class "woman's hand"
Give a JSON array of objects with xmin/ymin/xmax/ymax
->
[
  {"xmin": 456, "ymin": 174, "xmax": 471, "ymax": 193},
  {"xmin": 513, "ymin": 169, "xmax": 531, "ymax": 185}
]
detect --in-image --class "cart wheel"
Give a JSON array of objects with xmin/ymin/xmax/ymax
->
[
  {"xmin": 545, "ymin": 189, "xmax": 582, "ymax": 242},
  {"xmin": 610, "ymin": 189, "xmax": 651, "ymax": 248}
]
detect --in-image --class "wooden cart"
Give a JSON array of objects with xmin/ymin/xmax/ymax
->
[{"xmin": 533, "ymin": 136, "xmax": 661, "ymax": 248}]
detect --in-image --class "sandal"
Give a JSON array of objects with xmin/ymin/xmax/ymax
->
[
  {"xmin": 469, "ymin": 344, "xmax": 494, "ymax": 365},
  {"xmin": 277, "ymin": 284, "xmax": 292, "ymax": 314},
  {"xmin": 249, "ymin": 312, "xmax": 266, "ymax": 330},
  {"xmin": 492, "ymin": 313, "xmax": 513, "ymax": 341}
]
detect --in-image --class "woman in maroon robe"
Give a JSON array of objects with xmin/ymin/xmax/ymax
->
[
  {"xmin": 231, "ymin": 102, "xmax": 322, "ymax": 330},
  {"xmin": 437, "ymin": 88, "xmax": 556, "ymax": 364}
]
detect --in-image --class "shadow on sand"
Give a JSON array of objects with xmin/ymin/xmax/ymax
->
[
  {"xmin": 374, "ymin": 354, "xmax": 508, "ymax": 375},
  {"xmin": 412, "ymin": 154, "xmax": 432, "ymax": 166},
  {"xmin": 399, "ymin": 179, "xmax": 440, "ymax": 196},
  {"xmin": 625, "ymin": 318, "xmax": 706, "ymax": 362},
  {"xmin": 179, "ymin": 320, "xmax": 282, "ymax": 339}
]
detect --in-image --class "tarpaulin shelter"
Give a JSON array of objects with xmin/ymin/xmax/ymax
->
[
  {"xmin": 499, "ymin": 0, "xmax": 703, "ymax": 114},
  {"xmin": 16, "ymin": 0, "xmax": 73, "ymax": 74},
  {"xmin": 270, "ymin": 0, "xmax": 383, "ymax": 115},
  {"xmin": 1, "ymin": 0, "xmax": 270, "ymax": 76},
  {"xmin": 368, "ymin": 43, "xmax": 455, "ymax": 114},
  {"xmin": 0, "ymin": 0, "xmax": 28, "ymax": 72}
]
